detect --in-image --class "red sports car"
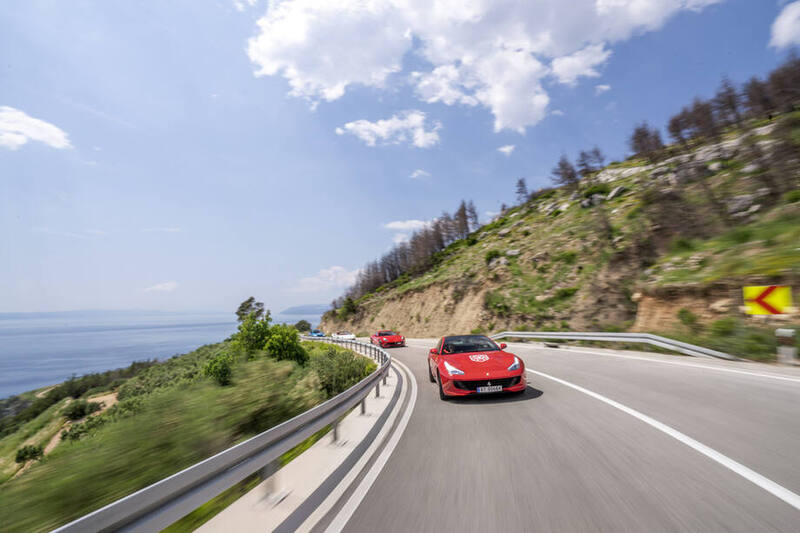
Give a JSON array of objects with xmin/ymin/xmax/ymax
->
[
  {"xmin": 370, "ymin": 330, "xmax": 406, "ymax": 348},
  {"xmin": 428, "ymin": 335, "xmax": 526, "ymax": 399}
]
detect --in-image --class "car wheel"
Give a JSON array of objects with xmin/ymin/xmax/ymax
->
[
  {"xmin": 437, "ymin": 370, "xmax": 448, "ymax": 401},
  {"xmin": 428, "ymin": 362, "xmax": 435, "ymax": 383}
]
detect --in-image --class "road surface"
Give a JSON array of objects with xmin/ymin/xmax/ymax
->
[{"xmin": 325, "ymin": 340, "xmax": 800, "ymax": 532}]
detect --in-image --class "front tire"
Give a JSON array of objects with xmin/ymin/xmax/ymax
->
[
  {"xmin": 428, "ymin": 362, "xmax": 436, "ymax": 383},
  {"xmin": 437, "ymin": 370, "xmax": 448, "ymax": 401}
]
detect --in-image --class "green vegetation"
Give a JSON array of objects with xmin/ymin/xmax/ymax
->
[
  {"xmin": 0, "ymin": 300, "xmax": 376, "ymax": 533},
  {"xmin": 0, "ymin": 360, "xmax": 156, "ymax": 438},
  {"xmin": 15, "ymin": 444, "xmax": 43, "ymax": 464},
  {"xmin": 484, "ymin": 250, "xmax": 501, "ymax": 264},
  {"xmin": 293, "ymin": 319, "xmax": 311, "ymax": 332},
  {"xmin": 203, "ymin": 353, "xmax": 234, "ymax": 386},
  {"xmin": 62, "ymin": 400, "xmax": 103, "ymax": 421}
]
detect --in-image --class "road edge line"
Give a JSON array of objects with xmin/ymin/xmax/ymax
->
[{"xmin": 322, "ymin": 358, "xmax": 418, "ymax": 533}]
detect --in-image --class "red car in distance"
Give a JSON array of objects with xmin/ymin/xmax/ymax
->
[
  {"xmin": 428, "ymin": 334, "xmax": 526, "ymax": 400},
  {"xmin": 370, "ymin": 330, "xmax": 406, "ymax": 348}
]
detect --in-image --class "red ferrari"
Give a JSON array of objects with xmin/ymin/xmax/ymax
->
[
  {"xmin": 370, "ymin": 330, "xmax": 406, "ymax": 348},
  {"xmin": 428, "ymin": 335, "xmax": 526, "ymax": 399}
]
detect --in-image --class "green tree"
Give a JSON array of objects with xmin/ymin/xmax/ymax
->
[
  {"xmin": 15, "ymin": 444, "xmax": 43, "ymax": 463},
  {"xmin": 232, "ymin": 313, "xmax": 272, "ymax": 355},
  {"xmin": 236, "ymin": 297, "xmax": 265, "ymax": 322},
  {"xmin": 340, "ymin": 297, "xmax": 358, "ymax": 319},
  {"xmin": 293, "ymin": 319, "xmax": 311, "ymax": 332},
  {"xmin": 266, "ymin": 325, "xmax": 308, "ymax": 364},
  {"xmin": 203, "ymin": 353, "xmax": 233, "ymax": 386}
]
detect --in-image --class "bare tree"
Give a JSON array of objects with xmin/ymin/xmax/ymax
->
[
  {"xmin": 577, "ymin": 150, "xmax": 594, "ymax": 178},
  {"xmin": 629, "ymin": 122, "xmax": 664, "ymax": 162},
  {"xmin": 515, "ymin": 178, "xmax": 528, "ymax": 204},
  {"xmin": 713, "ymin": 76, "xmax": 742, "ymax": 126},
  {"xmin": 668, "ymin": 107, "xmax": 691, "ymax": 146},
  {"xmin": 466, "ymin": 200, "xmax": 479, "ymax": 231},
  {"xmin": 551, "ymin": 155, "xmax": 579, "ymax": 189},
  {"xmin": 743, "ymin": 76, "xmax": 774, "ymax": 118},
  {"xmin": 688, "ymin": 98, "xmax": 718, "ymax": 140},
  {"xmin": 590, "ymin": 146, "xmax": 605, "ymax": 169},
  {"xmin": 768, "ymin": 50, "xmax": 800, "ymax": 113}
]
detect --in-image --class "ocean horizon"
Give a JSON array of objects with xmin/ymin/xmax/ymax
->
[{"xmin": 0, "ymin": 310, "xmax": 323, "ymax": 399}]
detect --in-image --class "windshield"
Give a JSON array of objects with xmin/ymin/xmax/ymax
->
[
  {"xmin": 441, "ymin": 335, "xmax": 500, "ymax": 354},
  {"xmin": 378, "ymin": 331, "xmax": 396, "ymax": 336}
]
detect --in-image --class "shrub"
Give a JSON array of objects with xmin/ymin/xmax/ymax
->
[
  {"xmin": 669, "ymin": 237, "xmax": 696, "ymax": 253},
  {"xmin": 725, "ymin": 227, "xmax": 753, "ymax": 245},
  {"xmin": 553, "ymin": 251, "xmax": 577, "ymax": 264},
  {"xmin": 710, "ymin": 317, "xmax": 737, "ymax": 337},
  {"xmin": 62, "ymin": 400, "xmax": 103, "ymax": 421},
  {"xmin": 582, "ymin": 183, "xmax": 611, "ymax": 198},
  {"xmin": 339, "ymin": 297, "xmax": 358, "ymax": 320},
  {"xmin": 484, "ymin": 291, "xmax": 511, "ymax": 317},
  {"xmin": 553, "ymin": 287, "xmax": 579, "ymax": 300},
  {"xmin": 484, "ymin": 250, "xmax": 502, "ymax": 264},
  {"xmin": 677, "ymin": 308, "xmax": 699, "ymax": 330},
  {"xmin": 266, "ymin": 325, "xmax": 308, "ymax": 365},
  {"xmin": 15, "ymin": 444, "xmax": 43, "ymax": 463},
  {"xmin": 293, "ymin": 319, "xmax": 311, "ymax": 332},
  {"xmin": 783, "ymin": 189, "xmax": 800, "ymax": 204},
  {"xmin": 466, "ymin": 235, "xmax": 478, "ymax": 246},
  {"xmin": 309, "ymin": 346, "xmax": 375, "ymax": 398},
  {"xmin": 204, "ymin": 353, "xmax": 234, "ymax": 386}
]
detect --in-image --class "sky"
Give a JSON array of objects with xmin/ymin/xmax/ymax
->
[{"xmin": 1, "ymin": 0, "xmax": 799, "ymax": 314}]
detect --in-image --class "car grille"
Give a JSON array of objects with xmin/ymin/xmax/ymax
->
[{"xmin": 453, "ymin": 377, "xmax": 520, "ymax": 390}]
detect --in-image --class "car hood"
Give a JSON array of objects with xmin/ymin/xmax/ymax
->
[
  {"xmin": 376, "ymin": 334, "xmax": 403, "ymax": 341},
  {"xmin": 442, "ymin": 350, "xmax": 517, "ymax": 374}
]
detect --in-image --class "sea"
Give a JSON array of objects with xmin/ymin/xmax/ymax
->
[{"xmin": 0, "ymin": 310, "xmax": 323, "ymax": 399}]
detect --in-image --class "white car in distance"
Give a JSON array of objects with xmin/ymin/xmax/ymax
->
[{"xmin": 331, "ymin": 331, "xmax": 356, "ymax": 341}]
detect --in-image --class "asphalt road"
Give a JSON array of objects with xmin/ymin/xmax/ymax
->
[{"xmin": 340, "ymin": 340, "xmax": 800, "ymax": 532}]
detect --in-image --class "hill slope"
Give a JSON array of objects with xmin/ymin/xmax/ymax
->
[{"xmin": 322, "ymin": 114, "xmax": 800, "ymax": 358}]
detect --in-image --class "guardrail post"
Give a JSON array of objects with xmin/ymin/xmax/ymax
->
[
  {"xmin": 375, "ymin": 382, "xmax": 380, "ymax": 398},
  {"xmin": 383, "ymin": 370, "xmax": 387, "ymax": 385},
  {"xmin": 332, "ymin": 421, "xmax": 339, "ymax": 443},
  {"xmin": 360, "ymin": 398, "xmax": 366, "ymax": 415}
]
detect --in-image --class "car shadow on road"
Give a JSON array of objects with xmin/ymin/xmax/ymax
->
[{"xmin": 448, "ymin": 385, "xmax": 543, "ymax": 405}]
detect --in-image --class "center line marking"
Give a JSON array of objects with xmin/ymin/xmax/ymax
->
[{"xmin": 526, "ymin": 367, "xmax": 800, "ymax": 511}]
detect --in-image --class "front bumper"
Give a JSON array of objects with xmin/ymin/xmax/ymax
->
[
  {"xmin": 440, "ymin": 372, "xmax": 526, "ymax": 396},
  {"xmin": 379, "ymin": 340, "xmax": 405, "ymax": 347}
]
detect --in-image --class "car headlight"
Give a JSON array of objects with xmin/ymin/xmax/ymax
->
[
  {"xmin": 507, "ymin": 356, "xmax": 521, "ymax": 371},
  {"xmin": 382, "ymin": 337, "xmax": 386, "ymax": 341},
  {"xmin": 443, "ymin": 361, "xmax": 464, "ymax": 375}
]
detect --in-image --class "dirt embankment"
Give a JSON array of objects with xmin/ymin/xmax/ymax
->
[{"xmin": 632, "ymin": 278, "xmax": 799, "ymax": 331}]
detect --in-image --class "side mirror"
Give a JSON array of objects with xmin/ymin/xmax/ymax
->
[
  {"xmin": 429, "ymin": 348, "xmax": 438, "ymax": 355},
  {"xmin": 500, "ymin": 343, "xmax": 507, "ymax": 349}
]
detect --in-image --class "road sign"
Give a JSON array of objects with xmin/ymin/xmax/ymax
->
[{"xmin": 743, "ymin": 285, "xmax": 793, "ymax": 315}]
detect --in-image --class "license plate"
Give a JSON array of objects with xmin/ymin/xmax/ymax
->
[{"xmin": 476, "ymin": 385, "xmax": 503, "ymax": 393}]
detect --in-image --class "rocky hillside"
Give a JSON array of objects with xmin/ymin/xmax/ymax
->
[{"xmin": 322, "ymin": 114, "xmax": 800, "ymax": 356}]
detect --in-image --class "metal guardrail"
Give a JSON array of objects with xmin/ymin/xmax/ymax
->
[
  {"xmin": 490, "ymin": 331, "xmax": 739, "ymax": 361},
  {"xmin": 53, "ymin": 337, "xmax": 390, "ymax": 533}
]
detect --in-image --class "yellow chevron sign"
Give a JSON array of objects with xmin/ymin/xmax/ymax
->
[{"xmin": 743, "ymin": 285, "xmax": 793, "ymax": 315}]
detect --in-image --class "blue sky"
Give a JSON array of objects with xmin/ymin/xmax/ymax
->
[{"xmin": 1, "ymin": 0, "xmax": 799, "ymax": 314}]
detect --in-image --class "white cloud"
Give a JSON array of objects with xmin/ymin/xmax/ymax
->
[
  {"xmin": 392, "ymin": 233, "xmax": 410, "ymax": 244},
  {"xmin": 336, "ymin": 110, "xmax": 441, "ymax": 148},
  {"xmin": 551, "ymin": 43, "xmax": 611, "ymax": 85},
  {"xmin": 497, "ymin": 144, "xmax": 515, "ymax": 156},
  {"xmin": 0, "ymin": 106, "xmax": 71, "ymax": 150},
  {"xmin": 595, "ymin": 84, "xmax": 611, "ymax": 95},
  {"xmin": 551, "ymin": 109, "xmax": 565, "ymax": 116},
  {"xmin": 247, "ymin": 1, "xmax": 722, "ymax": 133},
  {"xmin": 770, "ymin": 1, "xmax": 800, "ymax": 48},
  {"xmin": 142, "ymin": 227, "xmax": 182, "ymax": 233},
  {"xmin": 295, "ymin": 266, "xmax": 361, "ymax": 292},
  {"xmin": 410, "ymin": 169, "xmax": 430, "ymax": 178},
  {"xmin": 234, "ymin": 0, "xmax": 257, "ymax": 12},
  {"xmin": 384, "ymin": 219, "xmax": 430, "ymax": 231},
  {"xmin": 144, "ymin": 281, "xmax": 178, "ymax": 293}
]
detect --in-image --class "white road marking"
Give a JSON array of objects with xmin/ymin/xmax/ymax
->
[
  {"xmin": 323, "ymin": 357, "xmax": 418, "ymax": 533},
  {"xmin": 295, "ymin": 365, "xmax": 407, "ymax": 533},
  {"xmin": 526, "ymin": 367, "xmax": 800, "ymax": 511},
  {"xmin": 523, "ymin": 345, "xmax": 800, "ymax": 384}
]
